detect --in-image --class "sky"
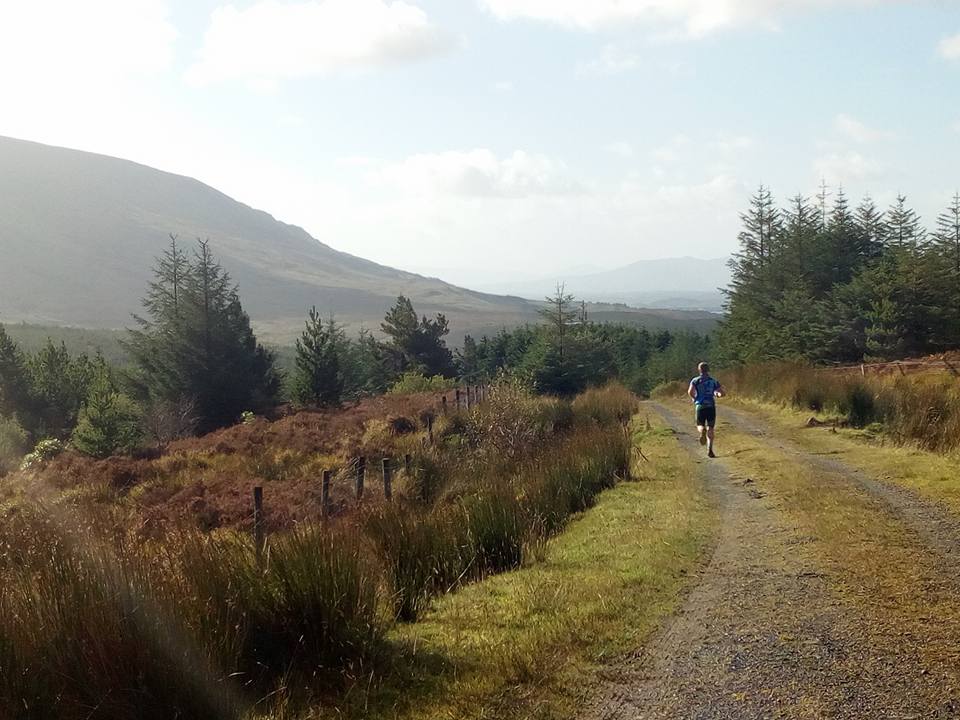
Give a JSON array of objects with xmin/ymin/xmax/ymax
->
[{"xmin": 0, "ymin": 0, "xmax": 959, "ymax": 286}]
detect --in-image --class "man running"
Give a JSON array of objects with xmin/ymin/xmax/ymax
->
[{"xmin": 688, "ymin": 362, "xmax": 725, "ymax": 458}]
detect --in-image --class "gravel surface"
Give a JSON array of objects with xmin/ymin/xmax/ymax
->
[
  {"xmin": 583, "ymin": 402, "xmax": 960, "ymax": 720},
  {"xmin": 721, "ymin": 404, "xmax": 960, "ymax": 570}
]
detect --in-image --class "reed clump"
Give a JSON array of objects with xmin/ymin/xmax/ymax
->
[
  {"xmin": 0, "ymin": 382, "xmax": 636, "ymax": 718},
  {"xmin": 724, "ymin": 362, "xmax": 960, "ymax": 452}
]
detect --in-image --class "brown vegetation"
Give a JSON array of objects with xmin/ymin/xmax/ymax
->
[{"xmin": 2, "ymin": 392, "xmax": 443, "ymax": 538}]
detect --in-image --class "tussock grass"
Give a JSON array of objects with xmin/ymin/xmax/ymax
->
[
  {"xmin": 665, "ymin": 362, "xmax": 960, "ymax": 453},
  {"xmin": 328, "ymin": 413, "xmax": 713, "ymax": 720},
  {"xmin": 572, "ymin": 384, "xmax": 639, "ymax": 427},
  {"xmin": 0, "ymin": 383, "xmax": 645, "ymax": 718}
]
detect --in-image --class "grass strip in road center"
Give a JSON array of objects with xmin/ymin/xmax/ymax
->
[{"xmin": 671, "ymin": 399, "xmax": 960, "ymax": 705}]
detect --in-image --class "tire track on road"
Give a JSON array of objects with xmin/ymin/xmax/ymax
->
[{"xmin": 585, "ymin": 402, "xmax": 960, "ymax": 720}]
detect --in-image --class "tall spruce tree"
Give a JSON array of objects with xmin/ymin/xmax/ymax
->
[
  {"xmin": 538, "ymin": 284, "xmax": 578, "ymax": 363},
  {"xmin": 854, "ymin": 195, "xmax": 886, "ymax": 260},
  {"xmin": 72, "ymin": 365, "xmax": 142, "ymax": 458},
  {"xmin": 127, "ymin": 238, "xmax": 279, "ymax": 432},
  {"xmin": 720, "ymin": 186, "xmax": 960, "ymax": 364},
  {"xmin": 29, "ymin": 341, "xmax": 97, "ymax": 436},
  {"xmin": 457, "ymin": 334, "xmax": 482, "ymax": 382},
  {"xmin": 934, "ymin": 193, "xmax": 960, "ymax": 275},
  {"xmin": 885, "ymin": 194, "xmax": 925, "ymax": 250},
  {"xmin": 381, "ymin": 296, "xmax": 454, "ymax": 377},
  {"xmin": 0, "ymin": 324, "xmax": 33, "ymax": 423},
  {"xmin": 292, "ymin": 307, "xmax": 343, "ymax": 407}
]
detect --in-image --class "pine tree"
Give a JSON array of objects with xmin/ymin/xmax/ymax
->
[
  {"xmin": 733, "ymin": 185, "xmax": 780, "ymax": 273},
  {"xmin": 538, "ymin": 284, "xmax": 578, "ymax": 363},
  {"xmin": 0, "ymin": 324, "xmax": 33, "ymax": 422},
  {"xmin": 342, "ymin": 327, "xmax": 391, "ymax": 396},
  {"xmin": 934, "ymin": 193, "xmax": 960, "ymax": 276},
  {"xmin": 854, "ymin": 195, "xmax": 886, "ymax": 259},
  {"xmin": 457, "ymin": 334, "xmax": 481, "ymax": 382},
  {"xmin": 72, "ymin": 367, "xmax": 142, "ymax": 458},
  {"xmin": 381, "ymin": 296, "xmax": 455, "ymax": 377},
  {"xmin": 292, "ymin": 307, "xmax": 343, "ymax": 407},
  {"xmin": 127, "ymin": 238, "xmax": 279, "ymax": 432},
  {"xmin": 885, "ymin": 194, "xmax": 925, "ymax": 250},
  {"xmin": 29, "ymin": 341, "xmax": 96, "ymax": 436},
  {"xmin": 816, "ymin": 179, "xmax": 831, "ymax": 231},
  {"xmin": 781, "ymin": 194, "xmax": 819, "ymax": 279}
]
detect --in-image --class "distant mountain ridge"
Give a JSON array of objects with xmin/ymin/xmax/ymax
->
[
  {"xmin": 474, "ymin": 257, "xmax": 731, "ymax": 311},
  {"xmin": 0, "ymin": 136, "xmax": 719, "ymax": 342}
]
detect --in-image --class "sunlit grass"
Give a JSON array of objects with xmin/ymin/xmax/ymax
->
[
  {"xmin": 724, "ymin": 396, "xmax": 960, "ymax": 515},
  {"xmin": 305, "ymin": 414, "xmax": 715, "ymax": 720},
  {"xmin": 691, "ymin": 404, "xmax": 960, "ymax": 687}
]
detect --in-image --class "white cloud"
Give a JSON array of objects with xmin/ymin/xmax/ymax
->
[
  {"xmin": 493, "ymin": 80, "xmax": 515, "ymax": 92},
  {"xmin": 577, "ymin": 44, "xmax": 642, "ymax": 75},
  {"xmin": 604, "ymin": 141, "xmax": 635, "ymax": 158},
  {"xmin": 712, "ymin": 134, "xmax": 755, "ymax": 154},
  {"xmin": 480, "ymin": 0, "xmax": 894, "ymax": 38},
  {"xmin": 0, "ymin": 0, "xmax": 176, "ymax": 87},
  {"xmin": 814, "ymin": 151, "xmax": 883, "ymax": 183},
  {"xmin": 372, "ymin": 149, "xmax": 581, "ymax": 198},
  {"xmin": 939, "ymin": 33, "xmax": 960, "ymax": 60},
  {"xmin": 834, "ymin": 113, "xmax": 894, "ymax": 143},
  {"xmin": 650, "ymin": 134, "xmax": 692, "ymax": 164},
  {"xmin": 187, "ymin": 0, "xmax": 449, "ymax": 87}
]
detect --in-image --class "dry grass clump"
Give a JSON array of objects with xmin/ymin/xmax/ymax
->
[
  {"xmin": 0, "ymin": 382, "xmax": 637, "ymax": 717},
  {"xmin": 365, "ymin": 384, "xmax": 634, "ymax": 624},
  {"xmin": 724, "ymin": 362, "xmax": 960, "ymax": 452},
  {"xmin": 0, "ymin": 515, "xmax": 383, "ymax": 719},
  {"xmin": 573, "ymin": 383, "xmax": 640, "ymax": 427}
]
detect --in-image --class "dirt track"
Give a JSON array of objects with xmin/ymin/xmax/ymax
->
[{"xmin": 585, "ymin": 402, "xmax": 960, "ymax": 719}]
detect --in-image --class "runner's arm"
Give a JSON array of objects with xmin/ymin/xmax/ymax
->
[
  {"xmin": 688, "ymin": 381, "xmax": 697, "ymax": 400},
  {"xmin": 714, "ymin": 383, "xmax": 726, "ymax": 399}
]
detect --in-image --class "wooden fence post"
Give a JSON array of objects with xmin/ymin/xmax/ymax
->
[
  {"xmin": 455, "ymin": 388, "xmax": 461, "ymax": 411},
  {"xmin": 427, "ymin": 416, "xmax": 434, "ymax": 444},
  {"xmin": 466, "ymin": 386, "xmax": 472, "ymax": 410},
  {"xmin": 321, "ymin": 469, "xmax": 331, "ymax": 518},
  {"xmin": 253, "ymin": 486, "xmax": 264, "ymax": 560},
  {"xmin": 404, "ymin": 453, "xmax": 412, "ymax": 477},
  {"xmin": 441, "ymin": 395, "xmax": 447, "ymax": 414},
  {"xmin": 382, "ymin": 458, "xmax": 392, "ymax": 500},
  {"xmin": 356, "ymin": 457, "xmax": 366, "ymax": 500}
]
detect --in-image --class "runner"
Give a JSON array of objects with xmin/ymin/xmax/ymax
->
[{"xmin": 688, "ymin": 362, "xmax": 725, "ymax": 458}]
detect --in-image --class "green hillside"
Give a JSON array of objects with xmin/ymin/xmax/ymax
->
[{"xmin": 0, "ymin": 136, "xmax": 716, "ymax": 343}]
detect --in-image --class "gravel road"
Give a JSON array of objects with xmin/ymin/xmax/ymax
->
[{"xmin": 584, "ymin": 402, "xmax": 960, "ymax": 720}]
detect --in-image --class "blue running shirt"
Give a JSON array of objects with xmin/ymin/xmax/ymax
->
[{"xmin": 691, "ymin": 375, "xmax": 721, "ymax": 407}]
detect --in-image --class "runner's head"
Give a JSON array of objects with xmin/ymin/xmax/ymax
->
[{"xmin": 698, "ymin": 362, "xmax": 709, "ymax": 376}]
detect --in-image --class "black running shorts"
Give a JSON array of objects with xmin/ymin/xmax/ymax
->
[{"xmin": 696, "ymin": 405, "xmax": 717, "ymax": 428}]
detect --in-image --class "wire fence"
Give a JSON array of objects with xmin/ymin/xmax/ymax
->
[
  {"xmin": 249, "ymin": 384, "xmax": 491, "ymax": 556},
  {"xmin": 819, "ymin": 359, "xmax": 960, "ymax": 377}
]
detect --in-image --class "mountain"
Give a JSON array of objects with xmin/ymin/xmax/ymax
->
[
  {"xmin": 473, "ymin": 257, "xmax": 731, "ymax": 311},
  {"xmin": 0, "ymin": 136, "xmax": 718, "ymax": 343}
]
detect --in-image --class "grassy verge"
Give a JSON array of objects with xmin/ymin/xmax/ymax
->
[
  {"xmin": 654, "ymin": 369, "xmax": 960, "ymax": 515},
  {"xmin": 310, "ymin": 413, "xmax": 715, "ymax": 720},
  {"xmin": 721, "ymin": 396, "xmax": 960, "ymax": 515}
]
